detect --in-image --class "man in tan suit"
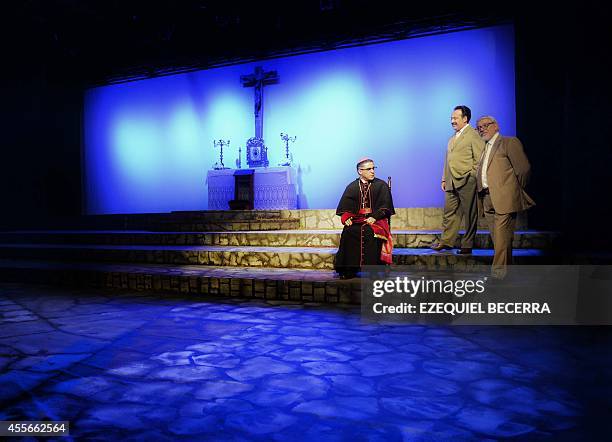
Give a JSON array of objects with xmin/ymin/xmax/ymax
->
[
  {"xmin": 475, "ymin": 116, "xmax": 535, "ymax": 279},
  {"xmin": 431, "ymin": 105, "xmax": 484, "ymax": 254}
]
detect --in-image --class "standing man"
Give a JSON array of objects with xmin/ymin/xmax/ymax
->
[
  {"xmin": 335, "ymin": 158, "xmax": 395, "ymax": 279},
  {"xmin": 431, "ymin": 105, "xmax": 484, "ymax": 254},
  {"xmin": 475, "ymin": 116, "xmax": 535, "ymax": 279}
]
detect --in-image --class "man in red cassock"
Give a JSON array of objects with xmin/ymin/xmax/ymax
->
[{"xmin": 334, "ymin": 158, "xmax": 395, "ymax": 279}]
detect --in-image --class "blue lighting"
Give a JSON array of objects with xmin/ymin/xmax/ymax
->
[{"xmin": 84, "ymin": 25, "xmax": 515, "ymax": 214}]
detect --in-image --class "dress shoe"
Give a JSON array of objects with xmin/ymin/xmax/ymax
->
[
  {"xmin": 456, "ymin": 247, "xmax": 472, "ymax": 255},
  {"xmin": 339, "ymin": 272, "xmax": 357, "ymax": 280},
  {"xmin": 430, "ymin": 243, "xmax": 453, "ymax": 251}
]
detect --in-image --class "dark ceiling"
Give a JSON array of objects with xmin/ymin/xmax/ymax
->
[{"xmin": 6, "ymin": 1, "xmax": 513, "ymax": 86}]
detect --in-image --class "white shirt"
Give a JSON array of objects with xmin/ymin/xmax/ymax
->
[
  {"xmin": 455, "ymin": 124, "xmax": 469, "ymax": 139},
  {"xmin": 481, "ymin": 132, "xmax": 500, "ymax": 189}
]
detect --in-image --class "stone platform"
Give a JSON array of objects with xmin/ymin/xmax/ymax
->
[
  {"xmin": 0, "ymin": 244, "xmax": 548, "ymax": 270},
  {"xmin": 2, "ymin": 208, "xmax": 526, "ymax": 231},
  {"xmin": 281, "ymin": 208, "xmax": 529, "ymax": 230},
  {"xmin": 0, "ymin": 261, "xmax": 359, "ymax": 303},
  {"xmin": 2, "ymin": 210, "xmax": 299, "ymax": 232},
  {"xmin": 0, "ymin": 245, "xmax": 548, "ymax": 303},
  {"xmin": 0, "ymin": 209, "xmax": 557, "ymax": 302},
  {"xmin": 0, "ymin": 229, "xmax": 557, "ymax": 249}
]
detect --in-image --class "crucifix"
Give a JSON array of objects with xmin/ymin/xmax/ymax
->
[{"xmin": 240, "ymin": 66, "xmax": 279, "ymax": 167}]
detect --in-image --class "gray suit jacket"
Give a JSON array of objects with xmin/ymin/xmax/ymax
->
[
  {"xmin": 442, "ymin": 125, "xmax": 485, "ymax": 190},
  {"xmin": 476, "ymin": 134, "xmax": 535, "ymax": 214}
]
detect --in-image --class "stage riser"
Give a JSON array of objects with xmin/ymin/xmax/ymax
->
[
  {"xmin": 0, "ymin": 247, "xmax": 336, "ymax": 269},
  {"xmin": 87, "ymin": 210, "xmax": 288, "ymax": 224},
  {"xmin": 0, "ymin": 211, "xmax": 290, "ymax": 230},
  {"xmin": 283, "ymin": 208, "xmax": 529, "ymax": 230},
  {"xmin": 0, "ymin": 267, "xmax": 360, "ymax": 304},
  {"xmin": 2, "ymin": 217, "xmax": 299, "ymax": 232},
  {"xmin": 143, "ymin": 219, "xmax": 302, "ymax": 231},
  {"xmin": 0, "ymin": 247, "xmax": 547, "ymax": 270},
  {"xmin": 0, "ymin": 231, "xmax": 558, "ymax": 249},
  {"xmin": 1, "ymin": 209, "xmax": 528, "ymax": 231}
]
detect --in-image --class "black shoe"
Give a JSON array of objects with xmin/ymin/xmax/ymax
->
[
  {"xmin": 339, "ymin": 272, "xmax": 357, "ymax": 280},
  {"xmin": 457, "ymin": 247, "xmax": 472, "ymax": 255},
  {"xmin": 430, "ymin": 243, "xmax": 453, "ymax": 251}
]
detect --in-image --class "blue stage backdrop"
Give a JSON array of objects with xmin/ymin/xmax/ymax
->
[{"xmin": 84, "ymin": 25, "xmax": 515, "ymax": 214}]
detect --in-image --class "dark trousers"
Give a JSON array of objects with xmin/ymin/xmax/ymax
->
[
  {"xmin": 482, "ymin": 192, "xmax": 516, "ymax": 278},
  {"xmin": 440, "ymin": 175, "xmax": 478, "ymax": 248}
]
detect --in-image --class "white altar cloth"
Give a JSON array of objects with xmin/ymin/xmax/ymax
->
[{"xmin": 207, "ymin": 166, "xmax": 297, "ymax": 210}]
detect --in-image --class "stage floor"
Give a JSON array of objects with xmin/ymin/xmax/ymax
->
[{"xmin": 1, "ymin": 283, "xmax": 610, "ymax": 440}]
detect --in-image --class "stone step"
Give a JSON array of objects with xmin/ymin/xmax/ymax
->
[
  {"xmin": 0, "ymin": 210, "xmax": 291, "ymax": 231},
  {"xmin": 162, "ymin": 210, "xmax": 286, "ymax": 220},
  {"xmin": 0, "ymin": 229, "xmax": 559, "ymax": 249},
  {"xmin": 0, "ymin": 243, "xmax": 549, "ymax": 270},
  {"xmin": 144, "ymin": 218, "xmax": 302, "ymax": 232},
  {"xmin": 1, "ymin": 208, "xmax": 530, "ymax": 231},
  {"xmin": 0, "ymin": 260, "xmax": 360, "ymax": 304},
  {"xmin": 283, "ymin": 208, "xmax": 530, "ymax": 230}
]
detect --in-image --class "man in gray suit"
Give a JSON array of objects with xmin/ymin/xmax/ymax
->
[
  {"xmin": 431, "ymin": 105, "xmax": 485, "ymax": 254},
  {"xmin": 475, "ymin": 116, "xmax": 535, "ymax": 279}
]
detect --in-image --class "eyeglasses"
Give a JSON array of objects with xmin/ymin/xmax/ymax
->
[
  {"xmin": 359, "ymin": 167, "xmax": 376, "ymax": 171},
  {"xmin": 477, "ymin": 122, "xmax": 495, "ymax": 131}
]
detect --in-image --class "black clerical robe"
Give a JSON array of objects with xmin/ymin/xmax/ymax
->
[{"xmin": 334, "ymin": 177, "xmax": 395, "ymax": 275}]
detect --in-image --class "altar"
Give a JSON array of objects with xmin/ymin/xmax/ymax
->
[{"xmin": 207, "ymin": 166, "xmax": 298, "ymax": 210}]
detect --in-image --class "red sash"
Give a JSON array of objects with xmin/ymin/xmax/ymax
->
[{"xmin": 340, "ymin": 212, "xmax": 393, "ymax": 264}]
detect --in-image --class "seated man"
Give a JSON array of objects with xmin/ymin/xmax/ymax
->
[{"xmin": 334, "ymin": 158, "xmax": 395, "ymax": 279}]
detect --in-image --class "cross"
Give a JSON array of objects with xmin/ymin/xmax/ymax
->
[{"xmin": 240, "ymin": 66, "xmax": 279, "ymax": 139}]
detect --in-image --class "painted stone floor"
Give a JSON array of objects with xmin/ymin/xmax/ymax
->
[{"xmin": 0, "ymin": 283, "xmax": 611, "ymax": 441}]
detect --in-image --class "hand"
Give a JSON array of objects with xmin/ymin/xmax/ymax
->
[
  {"xmin": 441, "ymin": 180, "xmax": 446, "ymax": 191},
  {"xmin": 366, "ymin": 217, "xmax": 376, "ymax": 225},
  {"xmin": 344, "ymin": 218, "xmax": 353, "ymax": 226}
]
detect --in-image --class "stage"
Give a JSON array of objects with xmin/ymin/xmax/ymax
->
[{"xmin": 2, "ymin": 2, "xmax": 610, "ymax": 439}]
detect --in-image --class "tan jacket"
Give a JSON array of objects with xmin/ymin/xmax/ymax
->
[
  {"xmin": 476, "ymin": 134, "xmax": 535, "ymax": 215},
  {"xmin": 442, "ymin": 125, "xmax": 484, "ymax": 190}
]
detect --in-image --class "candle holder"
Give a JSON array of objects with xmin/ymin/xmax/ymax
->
[
  {"xmin": 213, "ymin": 139, "xmax": 230, "ymax": 170},
  {"xmin": 279, "ymin": 132, "xmax": 296, "ymax": 166},
  {"xmin": 235, "ymin": 145, "xmax": 242, "ymax": 169}
]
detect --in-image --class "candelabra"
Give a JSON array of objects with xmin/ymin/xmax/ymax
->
[
  {"xmin": 213, "ymin": 139, "xmax": 230, "ymax": 170},
  {"xmin": 279, "ymin": 132, "xmax": 296, "ymax": 166}
]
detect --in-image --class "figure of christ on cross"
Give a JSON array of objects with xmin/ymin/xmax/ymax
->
[{"xmin": 240, "ymin": 66, "xmax": 279, "ymax": 140}]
